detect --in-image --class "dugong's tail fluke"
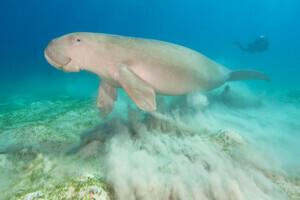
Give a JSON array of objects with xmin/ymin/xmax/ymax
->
[{"xmin": 228, "ymin": 70, "xmax": 270, "ymax": 82}]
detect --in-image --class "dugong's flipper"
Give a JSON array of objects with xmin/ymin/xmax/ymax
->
[
  {"xmin": 97, "ymin": 81, "xmax": 117, "ymax": 116},
  {"xmin": 119, "ymin": 65, "xmax": 156, "ymax": 112}
]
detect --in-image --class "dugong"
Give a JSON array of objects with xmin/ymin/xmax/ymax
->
[{"xmin": 44, "ymin": 32, "xmax": 269, "ymax": 115}]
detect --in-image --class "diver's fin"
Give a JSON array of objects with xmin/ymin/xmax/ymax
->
[
  {"xmin": 97, "ymin": 80, "xmax": 117, "ymax": 117},
  {"xmin": 118, "ymin": 65, "xmax": 156, "ymax": 112},
  {"xmin": 228, "ymin": 70, "xmax": 270, "ymax": 82}
]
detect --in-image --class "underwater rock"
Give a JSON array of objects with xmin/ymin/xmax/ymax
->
[
  {"xmin": 2, "ymin": 152, "xmax": 111, "ymax": 200},
  {"xmin": 79, "ymin": 185, "xmax": 110, "ymax": 200},
  {"xmin": 17, "ymin": 175, "xmax": 110, "ymax": 200},
  {"xmin": 23, "ymin": 191, "xmax": 43, "ymax": 200}
]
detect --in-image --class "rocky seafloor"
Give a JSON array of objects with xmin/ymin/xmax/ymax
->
[{"xmin": 0, "ymin": 84, "xmax": 300, "ymax": 200}]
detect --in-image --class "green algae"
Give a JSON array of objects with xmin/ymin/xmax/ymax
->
[
  {"xmin": 0, "ymin": 97, "xmax": 101, "ymax": 154},
  {"xmin": 1, "ymin": 153, "xmax": 110, "ymax": 200}
]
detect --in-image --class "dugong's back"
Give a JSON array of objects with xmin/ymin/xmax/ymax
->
[{"xmin": 107, "ymin": 35, "xmax": 230, "ymax": 95}]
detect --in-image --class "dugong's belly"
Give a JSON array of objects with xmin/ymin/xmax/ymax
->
[{"xmin": 130, "ymin": 61, "xmax": 229, "ymax": 95}]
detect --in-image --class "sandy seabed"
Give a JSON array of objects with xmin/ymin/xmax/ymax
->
[{"xmin": 0, "ymin": 83, "xmax": 299, "ymax": 200}]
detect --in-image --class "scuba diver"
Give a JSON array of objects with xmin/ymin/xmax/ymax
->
[{"xmin": 234, "ymin": 35, "xmax": 269, "ymax": 53}]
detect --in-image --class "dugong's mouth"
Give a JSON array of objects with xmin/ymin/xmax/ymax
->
[{"xmin": 44, "ymin": 47, "xmax": 71, "ymax": 69}]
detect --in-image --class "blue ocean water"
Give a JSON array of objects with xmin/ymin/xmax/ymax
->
[
  {"xmin": 1, "ymin": 0, "xmax": 300, "ymax": 96},
  {"xmin": 0, "ymin": 1, "xmax": 300, "ymax": 199}
]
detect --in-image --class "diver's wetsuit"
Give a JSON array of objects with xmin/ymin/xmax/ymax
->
[{"xmin": 235, "ymin": 36, "xmax": 269, "ymax": 53}]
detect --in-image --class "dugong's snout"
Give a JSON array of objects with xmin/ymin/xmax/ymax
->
[{"xmin": 44, "ymin": 40, "xmax": 71, "ymax": 69}]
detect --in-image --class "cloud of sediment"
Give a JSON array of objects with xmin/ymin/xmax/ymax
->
[{"xmin": 96, "ymin": 84, "xmax": 299, "ymax": 200}]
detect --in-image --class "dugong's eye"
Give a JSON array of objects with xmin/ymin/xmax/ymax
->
[{"xmin": 70, "ymin": 36, "xmax": 82, "ymax": 45}]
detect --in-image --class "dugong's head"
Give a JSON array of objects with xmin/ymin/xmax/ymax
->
[{"xmin": 44, "ymin": 32, "xmax": 105, "ymax": 72}]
